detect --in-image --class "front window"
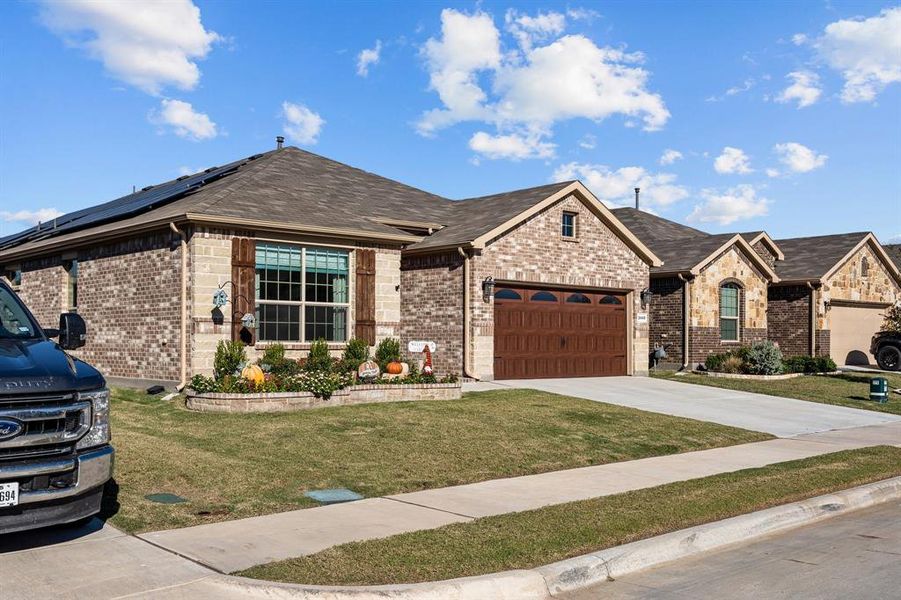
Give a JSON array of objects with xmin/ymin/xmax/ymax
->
[
  {"xmin": 562, "ymin": 212, "xmax": 577, "ymax": 238},
  {"xmin": 255, "ymin": 244, "xmax": 349, "ymax": 343},
  {"xmin": 719, "ymin": 283, "xmax": 740, "ymax": 342},
  {"xmin": 64, "ymin": 259, "xmax": 78, "ymax": 311},
  {"xmin": 0, "ymin": 284, "xmax": 40, "ymax": 339}
]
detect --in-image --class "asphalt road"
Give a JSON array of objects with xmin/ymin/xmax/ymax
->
[{"xmin": 562, "ymin": 500, "xmax": 901, "ymax": 600}]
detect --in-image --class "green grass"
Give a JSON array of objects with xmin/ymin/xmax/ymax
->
[
  {"xmin": 652, "ymin": 371, "xmax": 901, "ymax": 415},
  {"xmin": 106, "ymin": 387, "xmax": 770, "ymax": 533},
  {"xmin": 239, "ymin": 446, "xmax": 901, "ymax": 585}
]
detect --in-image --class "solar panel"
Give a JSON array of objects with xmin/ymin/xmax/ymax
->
[{"xmin": 0, "ymin": 153, "xmax": 267, "ymax": 252}]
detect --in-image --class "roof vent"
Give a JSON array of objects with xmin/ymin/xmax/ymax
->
[
  {"xmin": 634, "ymin": 187, "xmax": 640, "ymax": 210},
  {"xmin": 276, "ymin": 135, "xmax": 284, "ymax": 150}
]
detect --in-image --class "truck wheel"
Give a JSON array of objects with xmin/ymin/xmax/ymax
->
[{"xmin": 877, "ymin": 345, "xmax": 901, "ymax": 372}]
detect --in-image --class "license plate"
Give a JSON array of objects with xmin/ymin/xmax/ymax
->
[{"xmin": 0, "ymin": 482, "xmax": 18, "ymax": 507}]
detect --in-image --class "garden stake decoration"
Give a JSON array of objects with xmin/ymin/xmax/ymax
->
[{"xmin": 422, "ymin": 345, "xmax": 433, "ymax": 375}]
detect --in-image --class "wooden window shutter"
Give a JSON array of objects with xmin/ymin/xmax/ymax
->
[
  {"xmin": 231, "ymin": 237, "xmax": 256, "ymax": 345},
  {"xmin": 355, "ymin": 249, "xmax": 376, "ymax": 345}
]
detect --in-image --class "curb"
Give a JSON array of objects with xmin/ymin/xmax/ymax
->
[{"xmin": 203, "ymin": 476, "xmax": 901, "ymax": 599}]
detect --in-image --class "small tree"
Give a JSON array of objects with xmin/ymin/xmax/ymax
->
[
  {"xmin": 374, "ymin": 337, "xmax": 402, "ymax": 371},
  {"xmin": 341, "ymin": 338, "xmax": 370, "ymax": 372},
  {"xmin": 214, "ymin": 340, "xmax": 246, "ymax": 380},
  {"xmin": 305, "ymin": 338, "xmax": 334, "ymax": 373},
  {"xmin": 881, "ymin": 303, "xmax": 901, "ymax": 333},
  {"xmin": 745, "ymin": 341, "xmax": 783, "ymax": 375}
]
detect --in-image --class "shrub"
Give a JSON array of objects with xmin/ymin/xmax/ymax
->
[
  {"xmin": 374, "ymin": 337, "xmax": 402, "ymax": 371},
  {"xmin": 258, "ymin": 343, "xmax": 301, "ymax": 376},
  {"xmin": 189, "ymin": 374, "xmax": 219, "ymax": 393},
  {"xmin": 305, "ymin": 338, "xmax": 334, "ymax": 373},
  {"xmin": 721, "ymin": 355, "xmax": 745, "ymax": 374},
  {"xmin": 214, "ymin": 340, "xmax": 246, "ymax": 380},
  {"xmin": 745, "ymin": 341, "xmax": 783, "ymax": 375},
  {"xmin": 815, "ymin": 356, "xmax": 837, "ymax": 372},
  {"xmin": 704, "ymin": 352, "xmax": 730, "ymax": 372},
  {"xmin": 340, "ymin": 338, "xmax": 370, "ymax": 373},
  {"xmin": 882, "ymin": 303, "xmax": 901, "ymax": 332},
  {"xmin": 784, "ymin": 355, "xmax": 837, "ymax": 374}
]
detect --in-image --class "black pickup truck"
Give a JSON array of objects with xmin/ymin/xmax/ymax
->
[
  {"xmin": 0, "ymin": 279, "xmax": 113, "ymax": 534},
  {"xmin": 871, "ymin": 331, "xmax": 901, "ymax": 372}
]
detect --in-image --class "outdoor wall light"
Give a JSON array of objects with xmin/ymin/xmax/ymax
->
[
  {"xmin": 640, "ymin": 288, "xmax": 653, "ymax": 308},
  {"xmin": 482, "ymin": 276, "xmax": 495, "ymax": 302}
]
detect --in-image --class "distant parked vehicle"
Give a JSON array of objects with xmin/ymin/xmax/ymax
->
[
  {"xmin": 0, "ymin": 280, "xmax": 113, "ymax": 534},
  {"xmin": 871, "ymin": 331, "xmax": 901, "ymax": 372}
]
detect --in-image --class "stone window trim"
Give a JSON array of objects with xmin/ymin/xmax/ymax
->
[
  {"xmin": 561, "ymin": 211, "xmax": 579, "ymax": 241},
  {"xmin": 719, "ymin": 278, "xmax": 743, "ymax": 343}
]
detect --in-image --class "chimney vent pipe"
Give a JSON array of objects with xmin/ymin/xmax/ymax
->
[
  {"xmin": 634, "ymin": 187, "xmax": 640, "ymax": 209},
  {"xmin": 276, "ymin": 136, "xmax": 285, "ymax": 150}
]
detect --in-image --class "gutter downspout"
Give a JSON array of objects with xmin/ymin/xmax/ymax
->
[
  {"xmin": 457, "ymin": 247, "xmax": 477, "ymax": 380},
  {"xmin": 677, "ymin": 273, "xmax": 691, "ymax": 370},
  {"xmin": 807, "ymin": 282, "xmax": 817, "ymax": 356},
  {"xmin": 170, "ymin": 223, "xmax": 188, "ymax": 390}
]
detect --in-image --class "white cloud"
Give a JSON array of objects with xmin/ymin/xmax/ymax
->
[
  {"xmin": 553, "ymin": 162, "xmax": 689, "ymax": 208},
  {"xmin": 281, "ymin": 101, "xmax": 325, "ymax": 145},
  {"xmin": 417, "ymin": 9, "xmax": 669, "ymax": 157},
  {"xmin": 469, "ymin": 131, "xmax": 555, "ymax": 160},
  {"xmin": 566, "ymin": 7, "xmax": 601, "ymax": 22},
  {"xmin": 150, "ymin": 99, "xmax": 217, "ymax": 140},
  {"xmin": 38, "ymin": 0, "xmax": 220, "ymax": 95},
  {"xmin": 773, "ymin": 142, "xmax": 828, "ymax": 173},
  {"xmin": 687, "ymin": 185, "xmax": 770, "ymax": 225},
  {"xmin": 713, "ymin": 147, "xmax": 753, "ymax": 174},
  {"xmin": 792, "ymin": 33, "xmax": 809, "ymax": 46},
  {"xmin": 659, "ymin": 149, "xmax": 683, "ymax": 165},
  {"xmin": 579, "ymin": 134, "xmax": 597, "ymax": 149},
  {"xmin": 815, "ymin": 7, "xmax": 901, "ymax": 103},
  {"xmin": 776, "ymin": 71, "xmax": 822, "ymax": 108},
  {"xmin": 505, "ymin": 9, "xmax": 566, "ymax": 51},
  {"xmin": 706, "ymin": 78, "xmax": 757, "ymax": 102},
  {"xmin": 1, "ymin": 208, "xmax": 65, "ymax": 226},
  {"xmin": 357, "ymin": 40, "xmax": 382, "ymax": 77},
  {"xmin": 766, "ymin": 168, "xmax": 781, "ymax": 178}
]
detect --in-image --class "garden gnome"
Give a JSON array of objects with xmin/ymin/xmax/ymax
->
[{"xmin": 422, "ymin": 345, "xmax": 433, "ymax": 375}]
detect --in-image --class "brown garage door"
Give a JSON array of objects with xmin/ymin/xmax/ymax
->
[{"xmin": 494, "ymin": 286, "xmax": 628, "ymax": 379}]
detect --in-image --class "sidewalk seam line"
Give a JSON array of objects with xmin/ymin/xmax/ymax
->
[
  {"xmin": 384, "ymin": 496, "xmax": 477, "ymax": 520},
  {"xmin": 111, "ymin": 574, "xmax": 216, "ymax": 599},
  {"xmin": 132, "ymin": 534, "xmax": 226, "ymax": 575}
]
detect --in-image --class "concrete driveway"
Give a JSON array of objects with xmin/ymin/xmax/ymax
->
[{"xmin": 470, "ymin": 376, "xmax": 901, "ymax": 437}]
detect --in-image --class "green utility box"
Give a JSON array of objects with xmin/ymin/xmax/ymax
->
[{"xmin": 870, "ymin": 377, "xmax": 889, "ymax": 404}]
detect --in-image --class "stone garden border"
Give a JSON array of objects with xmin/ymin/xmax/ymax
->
[
  {"xmin": 697, "ymin": 370, "xmax": 841, "ymax": 381},
  {"xmin": 185, "ymin": 383, "xmax": 462, "ymax": 413}
]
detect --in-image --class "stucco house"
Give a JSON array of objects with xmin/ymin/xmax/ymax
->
[
  {"xmin": 613, "ymin": 208, "xmax": 901, "ymax": 368},
  {"xmin": 0, "ymin": 144, "xmax": 660, "ymax": 385}
]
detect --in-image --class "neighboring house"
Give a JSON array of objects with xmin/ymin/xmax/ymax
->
[
  {"xmin": 766, "ymin": 233, "xmax": 900, "ymax": 366},
  {"xmin": 612, "ymin": 208, "xmax": 779, "ymax": 368},
  {"xmin": 0, "ymin": 144, "xmax": 660, "ymax": 384},
  {"xmin": 613, "ymin": 207, "xmax": 901, "ymax": 368}
]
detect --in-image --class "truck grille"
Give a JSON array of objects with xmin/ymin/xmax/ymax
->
[{"xmin": 0, "ymin": 393, "xmax": 90, "ymax": 462}]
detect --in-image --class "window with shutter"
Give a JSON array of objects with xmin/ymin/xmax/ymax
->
[{"xmin": 231, "ymin": 237, "xmax": 257, "ymax": 345}]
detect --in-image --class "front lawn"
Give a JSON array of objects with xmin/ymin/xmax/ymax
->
[
  {"xmin": 240, "ymin": 446, "xmax": 901, "ymax": 585},
  {"xmin": 652, "ymin": 371, "xmax": 901, "ymax": 415},
  {"xmin": 106, "ymin": 387, "xmax": 769, "ymax": 533}
]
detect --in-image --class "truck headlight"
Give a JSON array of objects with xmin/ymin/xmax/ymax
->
[{"xmin": 76, "ymin": 388, "xmax": 111, "ymax": 450}]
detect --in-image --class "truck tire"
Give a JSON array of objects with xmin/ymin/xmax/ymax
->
[{"xmin": 876, "ymin": 345, "xmax": 901, "ymax": 372}]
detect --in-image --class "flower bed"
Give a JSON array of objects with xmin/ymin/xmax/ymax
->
[
  {"xmin": 185, "ymin": 382, "xmax": 462, "ymax": 413},
  {"xmin": 703, "ymin": 342, "xmax": 838, "ymax": 377}
]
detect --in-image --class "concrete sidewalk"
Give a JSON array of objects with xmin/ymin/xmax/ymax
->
[
  {"xmin": 138, "ymin": 420, "xmax": 901, "ymax": 573},
  {"xmin": 468, "ymin": 376, "xmax": 901, "ymax": 437}
]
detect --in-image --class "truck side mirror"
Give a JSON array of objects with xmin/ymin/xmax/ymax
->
[{"xmin": 59, "ymin": 312, "xmax": 87, "ymax": 350}]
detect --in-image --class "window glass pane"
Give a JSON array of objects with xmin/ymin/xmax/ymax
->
[
  {"xmin": 720, "ymin": 285, "xmax": 738, "ymax": 317},
  {"xmin": 562, "ymin": 213, "xmax": 575, "ymax": 237},
  {"xmin": 720, "ymin": 318, "xmax": 738, "ymax": 341},
  {"xmin": 599, "ymin": 295, "xmax": 622, "ymax": 305},
  {"xmin": 256, "ymin": 244, "xmax": 301, "ymax": 301},
  {"xmin": 531, "ymin": 291, "xmax": 557, "ymax": 302},
  {"xmin": 304, "ymin": 306, "xmax": 347, "ymax": 342},
  {"xmin": 494, "ymin": 288, "xmax": 522, "ymax": 300},
  {"xmin": 256, "ymin": 303, "xmax": 300, "ymax": 342},
  {"xmin": 65, "ymin": 260, "xmax": 78, "ymax": 309},
  {"xmin": 566, "ymin": 293, "xmax": 591, "ymax": 303},
  {"xmin": 305, "ymin": 248, "xmax": 349, "ymax": 304}
]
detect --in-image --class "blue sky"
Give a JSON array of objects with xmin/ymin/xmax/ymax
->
[{"xmin": 1, "ymin": 1, "xmax": 899, "ymax": 242}]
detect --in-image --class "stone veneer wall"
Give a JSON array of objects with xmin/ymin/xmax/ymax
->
[
  {"xmin": 751, "ymin": 240, "xmax": 778, "ymax": 269},
  {"xmin": 188, "ymin": 227, "xmax": 403, "ymax": 377},
  {"xmin": 767, "ymin": 284, "xmax": 813, "ymax": 357},
  {"xmin": 648, "ymin": 276, "xmax": 684, "ymax": 367},
  {"xmin": 687, "ymin": 247, "xmax": 769, "ymax": 366},
  {"xmin": 398, "ymin": 251, "xmax": 464, "ymax": 378},
  {"xmin": 820, "ymin": 242, "xmax": 899, "ymax": 328},
  {"xmin": 470, "ymin": 194, "xmax": 650, "ymax": 378},
  {"xmin": 16, "ymin": 232, "xmax": 183, "ymax": 381}
]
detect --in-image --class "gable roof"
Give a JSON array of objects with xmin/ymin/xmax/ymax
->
[
  {"xmin": 610, "ymin": 208, "xmax": 777, "ymax": 280},
  {"xmin": 740, "ymin": 231, "xmax": 785, "ymax": 261},
  {"xmin": 884, "ymin": 244, "xmax": 901, "ymax": 271},
  {"xmin": 774, "ymin": 232, "xmax": 901, "ymax": 285}
]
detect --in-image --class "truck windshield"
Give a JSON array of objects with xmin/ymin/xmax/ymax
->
[{"xmin": 0, "ymin": 285, "xmax": 40, "ymax": 339}]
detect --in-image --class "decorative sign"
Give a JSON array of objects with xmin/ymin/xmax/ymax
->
[
  {"xmin": 636, "ymin": 313, "xmax": 648, "ymax": 324},
  {"xmin": 241, "ymin": 313, "xmax": 257, "ymax": 329},
  {"xmin": 212, "ymin": 289, "xmax": 229, "ymax": 308},
  {"xmin": 408, "ymin": 340, "xmax": 437, "ymax": 353},
  {"xmin": 358, "ymin": 360, "xmax": 380, "ymax": 381}
]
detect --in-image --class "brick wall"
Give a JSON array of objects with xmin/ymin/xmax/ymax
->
[
  {"xmin": 768, "ymin": 284, "xmax": 811, "ymax": 357},
  {"xmin": 16, "ymin": 256, "xmax": 66, "ymax": 329},
  {"xmin": 689, "ymin": 327, "xmax": 768, "ymax": 364},
  {"xmin": 649, "ymin": 276, "xmax": 684, "ymax": 367},
  {"xmin": 398, "ymin": 251, "xmax": 464, "ymax": 377}
]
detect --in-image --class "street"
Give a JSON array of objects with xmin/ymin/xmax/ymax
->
[{"xmin": 563, "ymin": 500, "xmax": 901, "ymax": 600}]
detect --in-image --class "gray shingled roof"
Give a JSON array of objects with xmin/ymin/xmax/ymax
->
[
  {"xmin": 773, "ymin": 232, "xmax": 870, "ymax": 281},
  {"xmin": 0, "ymin": 147, "xmax": 579, "ymax": 259},
  {"xmin": 612, "ymin": 208, "xmax": 706, "ymax": 242},
  {"xmin": 884, "ymin": 244, "xmax": 901, "ymax": 271}
]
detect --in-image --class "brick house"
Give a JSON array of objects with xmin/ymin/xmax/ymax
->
[
  {"xmin": 613, "ymin": 208, "xmax": 901, "ymax": 368},
  {"xmin": 0, "ymin": 144, "xmax": 660, "ymax": 385}
]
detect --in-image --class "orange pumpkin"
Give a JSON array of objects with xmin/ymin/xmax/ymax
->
[
  {"xmin": 386, "ymin": 361, "xmax": 404, "ymax": 375},
  {"xmin": 241, "ymin": 364, "xmax": 265, "ymax": 386}
]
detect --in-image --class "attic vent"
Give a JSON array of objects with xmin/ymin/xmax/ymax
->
[
  {"xmin": 176, "ymin": 175, "xmax": 190, "ymax": 181},
  {"xmin": 141, "ymin": 185, "xmax": 154, "ymax": 191},
  {"xmin": 204, "ymin": 166, "xmax": 218, "ymax": 173},
  {"xmin": 248, "ymin": 153, "xmax": 263, "ymax": 161}
]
